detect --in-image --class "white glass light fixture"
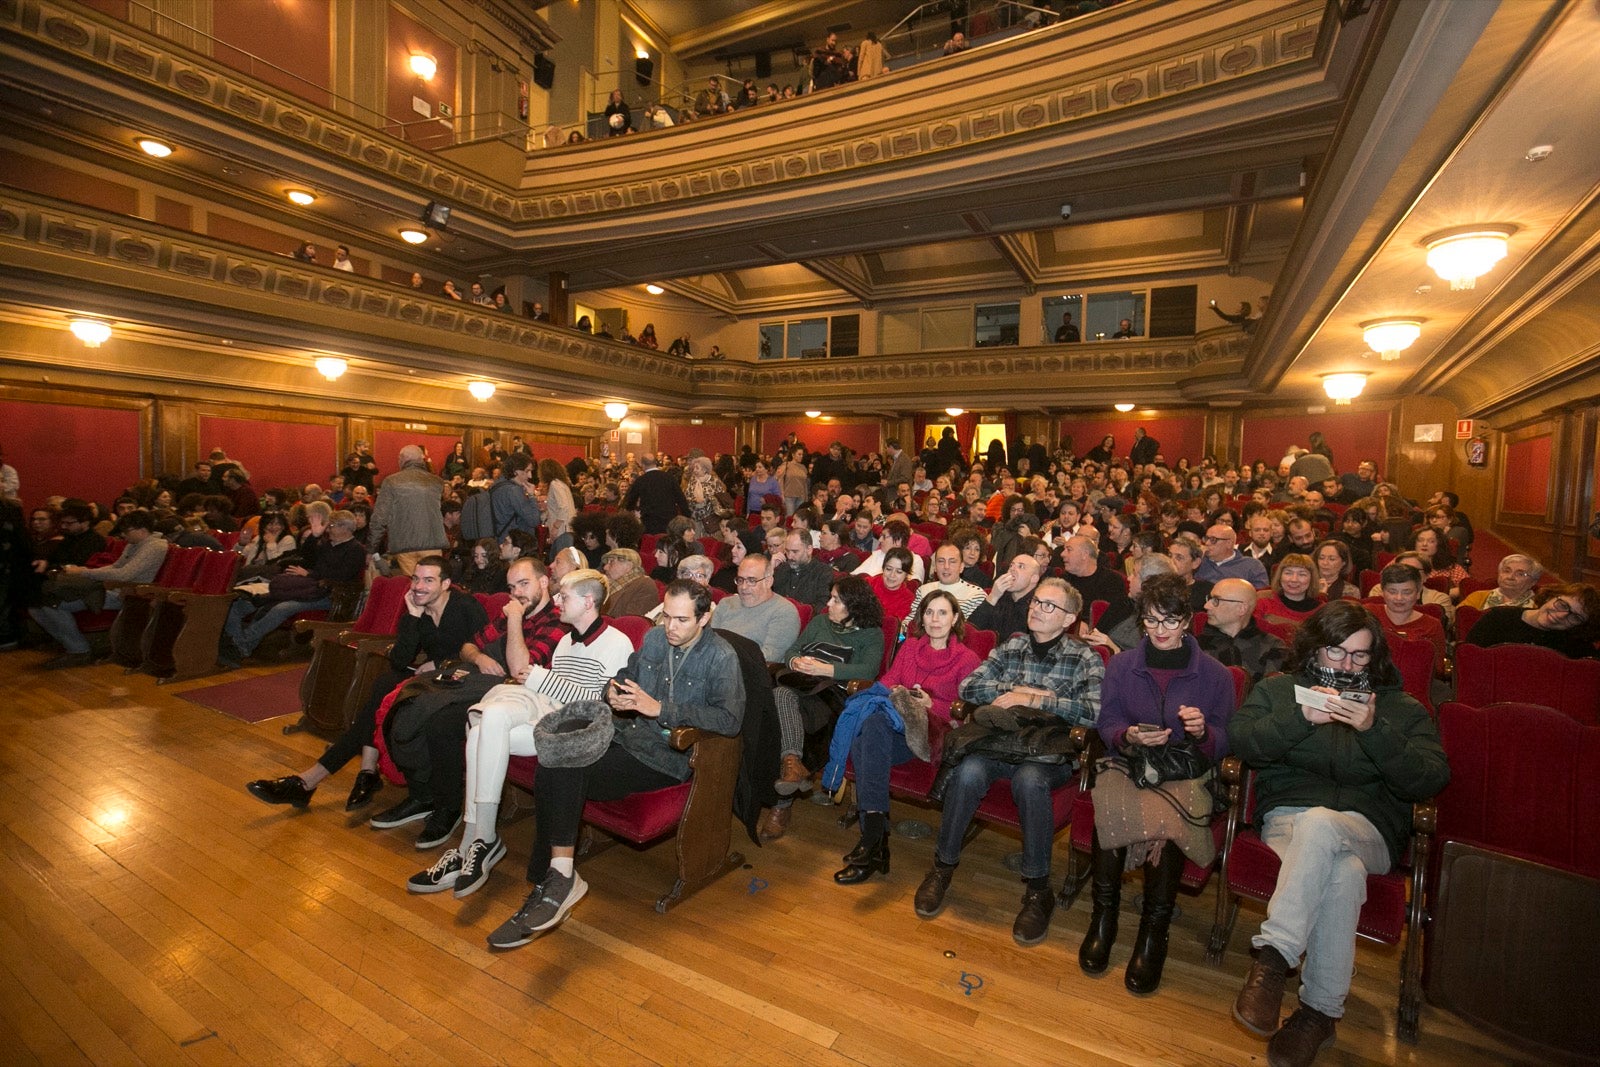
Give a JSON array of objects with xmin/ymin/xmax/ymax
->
[
  {"xmin": 636, "ymin": 47, "xmax": 651, "ymax": 60},
  {"xmin": 1114, "ymin": 403, "xmax": 1135, "ymax": 412},
  {"xmin": 314, "ymin": 356, "xmax": 347, "ymax": 380},
  {"xmin": 68, "ymin": 318, "xmax": 112, "ymax": 347},
  {"xmin": 645, "ymin": 284, "xmax": 664, "ymax": 295},
  {"xmin": 1322, "ymin": 372, "xmax": 1368, "ymax": 405},
  {"xmin": 286, "ymin": 189, "xmax": 316, "ymax": 206},
  {"xmin": 398, "ymin": 228, "xmax": 428, "ymax": 245},
  {"xmin": 409, "ymin": 53, "xmax": 437, "ymax": 80},
  {"xmin": 136, "ymin": 138, "xmax": 173, "ymax": 158},
  {"xmin": 1424, "ymin": 228, "xmax": 1510, "ymax": 291},
  {"xmin": 945, "ymin": 407, "xmax": 964, "ymax": 417},
  {"xmin": 1362, "ymin": 319, "xmax": 1422, "ymax": 360},
  {"xmin": 467, "ymin": 380, "xmax": 496, "ymax": 401},
  {"xmin": 604, "ymin": 402, "xmax": 629, "ymax": 421},
  {"xmin": 804, "ymin": 410, "xmax": 821, "ymax": 418}
]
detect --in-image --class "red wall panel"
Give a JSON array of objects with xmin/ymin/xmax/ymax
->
[
  {"xmin": 212, "ymin": 0, "xmax": 332, "ymax": 109},
  {"xmin": 657, "ymin": 422, "xmax": 736, "ymax": 459},
  {"xmin": 0, "ymin": 150, "xmax": 138, "ymax": 216},
  {"xmin": 1239, "ymin": 410, "xmax": 1390, "ymax": 476},
  {"xmin": 1502, "ymin": 435, "xmax": 1552, "ymax": 516},
  {"xmin": 197, "ymin": 416, "xmax": 338, "ymax": 495},
  {"xmin": 205, "ymin": 214, "xmax": 302, "ymax": 258},
  {"xmin": 371, "ymin": 430, "xmax": 465, "ymax": 481},
  {"xmin": 387, "ymin": 7, "xmax": 456, "ymax": 147},
  {"xmin": 1057, "ymin": 414, "xmax": 1205, "ymax": 467},
  {"xmin": 1, "ymin": 400, "xmax": 141, "ymax": 509},
  {"xmin": 761, "ymin": 420, "xmax": 880, "ymax": 459}
]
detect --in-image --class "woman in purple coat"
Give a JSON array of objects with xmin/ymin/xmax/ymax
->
[{"xmin": 1082, "ymin": 574, "xmax": 1235, "ymax": 994}]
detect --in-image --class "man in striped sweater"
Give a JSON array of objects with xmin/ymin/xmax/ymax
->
[{"xmin": 406, "ymin": 567, "xmax": 632, "ymax": 899}]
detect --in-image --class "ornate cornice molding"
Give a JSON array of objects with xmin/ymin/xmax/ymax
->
[{"xmin": 2, "ymin": 0, "xmax": 1325, "ymax": 230}]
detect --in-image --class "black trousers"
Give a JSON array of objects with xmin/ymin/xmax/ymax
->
[
  {"xmin": 527, "ymin": 743, "xmax": 678, "ymax": 881},
  {"xmin": 317, "ymin": 668, "xmax": 409, "ymax": 775}
]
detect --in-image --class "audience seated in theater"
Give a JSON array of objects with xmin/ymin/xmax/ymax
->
[
  {"xmin": 28, "ymin": 508, "xmax": 167, "ymax": 669},
  {"xmin": 1198, "ymin": 523, "xmax": 1269, "ymax": 590},
  {"xmin": 1463, "ymin": 583, "xmax": 1600, "ymax": 659},
  {"xmin": 1230, "ymin": 601, "xmax": 1448, "ymax": 1067},
  {"xmin": 1165, "ymin": 532, "xmax": 1213, "ymax": 612},
  {"xmin": 220, "ymin": 509, "xmax": 365, "ymax": 664},
  {"xmin": 1198, "ymin": 578, "xmax": 1287, "ymax": 681},
  {"xmin": 645, "ymin": 555, "xmax": 714, "ymax": 620},
  {"xmin": 712, "ymin": 552, "xmax": 801, "ymax": 663},
  {"xmin": 773, "ymin": 530, "xmax": 836, "ymax": 613},
  {"xmin": 832, "ymin": 590, "xmax": 981, "ymax": 885},
  {"xmin": 766, "ymin": 576, "xmax": 886, "ymax": 839},
  {"xmin": 486, "ymin": 579, "xmax": 742, "ymax": 949},
  {"xmin": 1407, "ymin": 527, "xmax": 1467, "ymax": 601},
  {"xmin": 1060, "ymin": 534, "xmax": 1125, "ymax": 608},
  {"xmin": 853, "ymin": 519, "xmax": 927, "ymax": 582},
  {"xmin": 32, "ymin": 500, "xmax": 104, "ymax": 576},
  {"xmin": 1255, "ymin": 555, "xmax": 1322, "ymax": 630},
  {"xmin": 459, "ymin": 539, "xmax": 507, "ymax": 595},
  {"xmin": 1083, "ymin": 574, "xmax": 1234, "ymax": 994},
  {"xmin": 246, "ymin": 556, "xmax": 489, "ymax": 829},
  {"xmin": 1083, "ymin": 552, "xmax": 1173, "ymax": 655},
  {"xmin": 1312, "ymin": 540, "xmax": 1361, "ymax": 601},
  {"xmin": 1373, "ymin": 562, "xmax": 1446, "ymax": 673},
  {"xmin": 599, "ymin": 547, "xmax": 660, "ymax": 618},
  {"xmin": 969, "ymin": 551, "xmax": 1043, "ymax": 639},
  {"xmin": 1365, "ymin": 550, "xmax": 1453, "ymax": 626},
  {"xmin": 909, "ymin": 543, "xmax": 988, "ymax": 620},
  {"xmin": 864, "ymin": 546, "xmax": 917, "ymax": 623},
  {"xmin": 1458, "ymin": 552, "xmax": 1541, "ymax": 610},
  {"xmin": 648, "ymin": 517, "xmax": 700, "ymax": 582},
  {"xmin": 916, "ymin": 578, "xmax": 1101, "ymax": 946}
]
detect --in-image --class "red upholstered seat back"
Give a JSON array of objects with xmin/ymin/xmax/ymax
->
[
  {"xmin": 1454, "ymin": 643, "xmax": 1600, "ymax": 725},
  {"xmin": 157, "ymin": 546, "xmax": 206, "ymax": 588},
  {"xmin": 475, "ymin": 592, "xmax": 510, "ymax": 618},
  {"xmin": 1388, "ymin": 636, "xmax": 1436, "ymax": 716},
  {"xmin": 1436, "ymin": 702, "xmax": 1600, "ymax": 880},
  {"xmin": 351, "ymin": 575, "xmax": 410, "ymax": 635},
  {"xmin": 962, "ymin": 627, "xmax": 997, "ymax": 659},
  {"xmin": 192, "ymin": 550, "xmax": 239, "ymax": 594},
  {"xmin": 608, "ymin": 614, "xmax": 652, "ymax": 650}
]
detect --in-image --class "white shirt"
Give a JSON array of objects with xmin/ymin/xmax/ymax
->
[{"xmin": 852, "ymin": 549, "xmax": 926, "ymax": 583}]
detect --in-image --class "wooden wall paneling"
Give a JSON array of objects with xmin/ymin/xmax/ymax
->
[
  {"xmin": 210, "ymin": 0, "xmax": 333, "ymax": 110},
  {"xmin": 1494, "ymin": 418, "xmax": 1559, "ymax": 569},
  {"xmin": 1391, "ymin": 395, "xmax": 1460, "ymax": 505}
]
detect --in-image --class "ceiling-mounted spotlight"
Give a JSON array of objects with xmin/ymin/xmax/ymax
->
[
  {"xmin": 604, "ymin": 402, "xmax": 629, "ymax": 421},
  {"xmin": 286, "ymin": 189, "xmax": 316, "ymax": 206},
  {"xmin": 69, "ymin": 318, "xmax": 112, "ymax": 347},
  {"xmin": 804, "ymin": 410, "xmax": 822, "ymax": 418},
  {"xmin": 136, "ymin": 138, "xmax": 173, "ymax": 158},
  {"xmin": 1114, "ymin": 403, "xmax": 1135, "ymax": 412},
  {"xmin": 467, "ymin": 380, "xmax": 496, "ymax": 401},
  {"xmin": 1423, "ymin": 227, "xmax": 1511, "ymax": 291},
  {"xmin": 409, "ymin": 53, "xmax": 437, "ymax": 80},
  {"xmin": 645, "ymin": 284, "xmax": 664, "ymax": 295},
  {"xmin": 314, "ymin": 356, "xmax": 348, "ymax": 380},
  {"xmin": 1322, "ymin": 372, "xmax": 1368, "ymax": 405},
  {"xmin": 945, "ymin": 407, "xmax": 964, "ymax": 417},
  {"xmin": 399, "ymin": 228, "xmax": 429, "ymax": 245},
  {"xmin": 1362, "ymin": 319, "xmax": 1422, "ymax": 360}
]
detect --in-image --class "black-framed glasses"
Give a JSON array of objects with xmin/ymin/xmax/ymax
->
[
  {"xmin": 1031, "ymin": 600, "xmax": 1069, "ymax": 615},
  {"xmin": 1205, "ymin": 595, "xmax": 1248, "ymax": 606},
  {"xmin": 734, "ymin": 574, "xmax": 770, "ymax": 586},
  {"xmin": 1547, "ymin": 599, "xmax": 1588, "ymax": 624},
  {"xmin": 1320, "ymin": 645, "xmax": 1373, "ymax": 665},
  {"xmin": 1141, "ymin": 615, "xmax": 1186, "ymax": 631}
]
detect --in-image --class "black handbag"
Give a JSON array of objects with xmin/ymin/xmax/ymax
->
[
  {"xmin": 1124, "ymin": 737, "xmax": 1211, "ymax": 789},
  {"xmin": 773, "ymin": 640, "xmax": 853, "ymax": 695}
]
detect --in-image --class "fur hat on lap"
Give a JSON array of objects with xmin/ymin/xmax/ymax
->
[{"xmin": 533, "ymin": 700, "xmax": 615, "ymax": 767}]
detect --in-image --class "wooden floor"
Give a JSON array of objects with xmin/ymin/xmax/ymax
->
[{"xmin": 1, "ymin": 651, "xmax": 1532, "ymax": 1067}]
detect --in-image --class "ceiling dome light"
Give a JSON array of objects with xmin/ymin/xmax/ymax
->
[
  {"xmin": 399, "ymin": 228, "xmax": 429, "ymax": 245},
  {"xmin": 286, "ymin": 189, "xmax": 316, "ymax": 206},
  {"xmin": 645, "ymin": 284, "xmax": 664, "ymax": 295},
  {"xmin": 1114, "ymin": 403, "xmax": 1135, "ymax": 412},
  {"xmin": 1322, "ymin": 372, "xmax": 1368, "ymax": 406},
  {"xmin": 314, "ymin": 356, "xmax": 348, "ymax": 380},
  {"xmin": 409, "ymin": 53, "xmax": 437, "ymax": 80},
  {"xmin": 136, "ymin": 138, "xmax": 173, "ymax": 158},
  {"xmin": 945, "ymin": 407, "xmax": 964, "ymax": 417},
  {"xmin": 804, "ymin": 410, "xmax": 822, "ymax": 419},
  {"xmin": 467, "ymin": 380, "xmax": 496, "ymax": 401},
  {"xmin": 1424, "ymin": 228, "xmax": 1511, "ymax": 291},
  {"xmin": 1362, "ymin": 319, "xmax": 1422, "ymax": 360},
  {"xmin": 604, "ymin": 402, "xmax": 629, "ymax": 421},
  {"xmin": 68, "ymin": 318, "xmax": 112, "ymax": 347}
]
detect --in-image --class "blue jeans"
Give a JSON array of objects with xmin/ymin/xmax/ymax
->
[
  {"xmin": 850, "ymin": 713, "xmax": 915, "ymax": 814},
  {"xmin": 28, "ymin": 590, "xmax": 123, "ymax": 654},
  {"xmin": 225, "ymin": 596, "xmax": 330, "ymax": 656},
  {"xmin": 935, "ymin": 755, "xmax": 1072, "ymax": 880}
]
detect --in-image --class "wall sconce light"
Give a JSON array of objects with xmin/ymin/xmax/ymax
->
[
  {"xmin": 1114, "ymin": 403, "xmax": 1135, "ymax": 412},
  {"xmin": 804, "ymin": 410, "xmax": 822, "ymax": 418},
  {"xmin": 1322, "ymin": 372, "xmax": 1368, "ymax": 405},
  {"xmin": 1362, "ymin": 319, "xmax": 1422, "ymax": 360},
  {"xmin": 409, "ymin": 53, "xmax": 438, "ymax": 80},
  {"xmin": 467, "ymin": 380, "xmax": 496, "ymax": 401},
  {"xmin": 68, "ymin": 318, "xmax": 112, "ymax": 347},
  {"xmin": 1423, "ymin": 227, "xmax": 1511, "ymax": 290},
  {"xmin": 398, "ymin": 228, "xmax": 429, "ymax": 245},
  {"xmin": 136, "ymin": 138, "xmax": 173, "ymax": 158},
  {"xmin": 286, "ymin": 189, "xmax": 316, "ymax": 206},
  {"xmin": 945, "ymin": 407, "xmax": 964, "ymax": 417},
  {"xmin": 604, "ymin": 402, "xmax": 629, "ymax": 421},
  {"xmin": 314, "ymin": 356, "xmax": 348, "ymax": 381}
]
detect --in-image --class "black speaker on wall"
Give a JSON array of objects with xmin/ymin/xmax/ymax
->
[
  {"xmin": 634, "ymin": 56, "xmax": 654, "ymax": 87},
  {"xmin": 755, "ymin": 52, "xmax": 772, "ymax": 79},
  {"xmin": 533, "ymin": 54, "xmax": 555, "ymax": 90}
]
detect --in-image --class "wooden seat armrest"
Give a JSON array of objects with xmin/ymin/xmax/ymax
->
[
  {"xmin": 670, "ymin": 726, "xmax": 737, "ymax": 751},
  {"xmin": 1217, "ymin": 755, "xmax": 1244, "ymax": 784},
  {"xmin": 843, "ymin": 679, "xmax": 871, "ymax": 695},
  {"xmin": 950, "ymin": 699, "xmax": 979, "ymax": 722},
  {"xmin": 293, "ymin": 617, "xmax": 346, "ymax": 638},
  {"xmin": 345, "ymin": 635, "xmax": 396, "ymax": 656},
  {"xmin": 1412, "ymin": 799, "xmax": 1438, "ymax": 836},
  {"xmin": 164, "ymin": 589, "xmax": 235, "ymax": 606}
]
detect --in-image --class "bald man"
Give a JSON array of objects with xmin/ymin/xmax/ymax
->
[{"xmin": 1197, "ymin": 578, "xmax": 1286, "ymax": 680}]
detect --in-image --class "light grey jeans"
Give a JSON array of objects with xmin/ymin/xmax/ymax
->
[{"xmin": 1252, "ymin": 805, "xmax": 1392, "ymax": 1018}]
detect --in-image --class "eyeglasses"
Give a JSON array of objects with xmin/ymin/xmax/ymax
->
[
  {"xmin": 1204, "ymin": 595, "xmax": 1247, "ymax": 606},
  {"xmin": 1546, "ymin": 599, "xmax": 1588, "ymax": 624},
  {"xmin": 1203, "ymin": 534, "xmax": 1232, "ymax": 543},
  {"xmin": 1320, "ymin": 645, "xmax": 1373, "ymax": 665},
  {"xmin": 1499, "ymin": 567, "xmax": 1532, "ymax": 579},
  {"xmin": 1031, "ymin": 600, "xmax": 1069, "ymax": 615},
  {"xmin": 733, "ymin": 575, "xmax": 770, "ymax": 586},
  {"xmin": 1141, "ymin": 615, "xmax": 1186, "ymax": 631}
]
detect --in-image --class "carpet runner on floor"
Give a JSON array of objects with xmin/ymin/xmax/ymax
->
[{"xmin": 176, "ymin": 666, "xmax": 307, "ymax": 724}]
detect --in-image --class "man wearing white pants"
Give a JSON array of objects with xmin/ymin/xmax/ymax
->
[{"xmin": 406, "ymin": 567, "xmax": 633, "ymax": 898}]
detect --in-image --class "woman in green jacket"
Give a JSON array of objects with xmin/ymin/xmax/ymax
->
[{"xmin": 1228, "ymin": 600, "xmax": 1449, "ymax": 1067}]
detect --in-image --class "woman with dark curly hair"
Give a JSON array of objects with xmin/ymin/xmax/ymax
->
[
  {"xmin": 1230, "ymin": 600, "xmax": 1448, "ymax": 1066},
  {"xmin": 1464, "ymin": 582, "xmax": 1600, "ymax": 659},
  {"xmin": 762, "ymin": 575, "xmax": 886, "ymax": 839}
]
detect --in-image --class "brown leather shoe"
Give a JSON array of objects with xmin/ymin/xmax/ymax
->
[
  {"xmin": 757, "ymin": 803, "xmax": 791, "ymax": 842},
  {"xmin": 774, "ymin": 754, "xmax": 810, "ymax": 795},
  {"xmin": 1234, "ymin": 945, "xmax": 1291, "ymax": 1037},
  {"xmin": 914, "ymin": 863, "xmax": 956, "ymax": 919},
  {"xmin": 1267, "ymin": 1006, "xmax": 1336, "ymax": 1067}
]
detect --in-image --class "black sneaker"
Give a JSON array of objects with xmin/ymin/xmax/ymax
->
[
  {"xmin": 415, "ymin": 809, "xmax": 462, "ymax": 850},
  {"xmin": 406, "ymin": 849, "xmax": 463, "ymax": 894},
  {"xmin": 1013, "ymin": 883, "xmax": 1055, "ymax": 946},
  {"xmin": 486, "ymin": 870, "xmax": 588, "ymax": 949},
  {"xmin": 453, "ymin": 838, "xmax": 508, "ymax": 899},
  {"xmin": 246, "ymin": 775, "xmax": 315, "ymax": 809},
  {"xmin": 369, "ymin": 796, "xmax": 433, "ymax": 829},
  {"xmin": 217, "ymin": 635, "xmax": 246, "ymax": 670}
]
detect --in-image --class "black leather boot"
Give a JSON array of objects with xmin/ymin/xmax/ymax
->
[
  {"xmin": 1078, "ymin": 832, "xmax": 1127, "ymax": 975},
  {"xmin": 835, "ymin": 812, "xmax": 890, "ymax": 884},
  {"xmin": 1125, "ymin": 842, "xmax": 1185, "ymax": 995}
]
